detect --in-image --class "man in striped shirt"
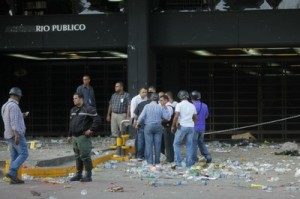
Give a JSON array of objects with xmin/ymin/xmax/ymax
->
[
  {"xmin": 106, "ymin": 82, "xmax": 131, "ymax": 137},
  {"xmin": 1, "ymin": 87, "xmax": 29, "ymax": 184}
]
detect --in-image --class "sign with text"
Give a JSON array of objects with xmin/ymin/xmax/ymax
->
[{"xmin": 5, "ymin": 24, "xmax": 86, "ymax": 33}]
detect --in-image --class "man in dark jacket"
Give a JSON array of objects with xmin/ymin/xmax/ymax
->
[{"xmin": 67, "ymin": 92, "xmax": 101, "ymax": 182}]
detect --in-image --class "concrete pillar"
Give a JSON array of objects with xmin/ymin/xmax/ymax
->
[{"xmin": 127, "ymin": 0, "xmax": 155, "ymax": 96}]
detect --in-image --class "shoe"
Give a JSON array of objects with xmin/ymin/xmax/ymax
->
[
  {"xmin": 6, "ymin": 173, "xmax": 24, "ymax": 184},
  {"xmin": 10, "ymin": 179, "xmax": 24, "ymax": 184},
  {"xmin": 80, "ymin": 160, "xmax": 93, "ymax": 182},
  {"xmin": 110, "ymin": 134, "xmax": 117, "ymax": 138},
  {"xmin": 70, "ymin": 174, "xmax": 82, "ymax": 181},
  {"xmin": 171, "ymin": 164, "xmax": 177, "ymax": 170},
  {"xmin": 206, "ymin": 157, "xmax": 212, "ymax": 163},
  {"xmin": 70, "ymin": 159, "xmax": 83, "ymax": 181},
  {"xmin": 80, "ymin": 176, "xmax": 92, "ymax": 182}
]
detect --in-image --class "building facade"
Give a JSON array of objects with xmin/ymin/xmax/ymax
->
[{"xmin": 1, "ymin": 0, "xmax": 300, "ymax": 140}]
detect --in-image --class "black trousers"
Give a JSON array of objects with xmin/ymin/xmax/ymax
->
[{"xmin": 163, "ymin": 126, "xmax": 174, "ymax": 162}]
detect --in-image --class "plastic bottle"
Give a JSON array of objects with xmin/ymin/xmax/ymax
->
[
  {"xmin": 149, "ymin": 180, "xmax": 164, "ymax": 187},
  {"xmin": 200, "ymin": 178, "xmax": 208, "ymax": 185},
  {"xmin": 175, "ymin": 180, "xmax": 188, "ymax": 186}
]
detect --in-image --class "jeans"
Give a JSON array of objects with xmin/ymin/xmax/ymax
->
[
  {"xmin": 7, "ymin": 135, "xmax": 29, "ymax": 177},
  {"xmin": 192, "ymin": 130, "xmax": 211, "ymax": 163},
  {"xmin": 163, "ymin": 126, "xmax": 174, "ymax": 162},
  {"xmin": 173, "ymin": 126, "xmax": 194, "ymax": 167},
  {"xmin": 144, "ymin": 123, "xmax": 162, "ymax": 165},
  {"xmin": 137, "ymin": 127, "xmax": 145, "ymax": 159}
]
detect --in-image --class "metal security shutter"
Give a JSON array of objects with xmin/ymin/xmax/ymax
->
[
  {"xmin": 179, "ymin": 61, "xmax": 300, "ymax": 141},
  {"xmin": 5, "ymin": 61, "xmax": 127, "ymax": 136}
]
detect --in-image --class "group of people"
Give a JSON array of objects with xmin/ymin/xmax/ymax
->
[
  {"xmin": 130, "ymin": 87, "xmax": 212, "ymax": 167},
  {"xmin": 1, "ymin": 76, "xmax": 211, "ymax": 185},
  {"xmin": 106, "ymin": 82, "xmax": 212, "ymax": 168}
]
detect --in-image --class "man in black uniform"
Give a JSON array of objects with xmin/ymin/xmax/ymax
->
[{"xmin": 67, "ymin": 92, "xmax": 101, "ymax": 182}]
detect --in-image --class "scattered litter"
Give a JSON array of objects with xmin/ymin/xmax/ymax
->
[
  {"xmin": 30, "ymin": 190, "xmax": 41, "ymax": 196},
  {"xmin": 275, "ymin": 142, "xmax": 299, "ymax": 156},
  {"xmin": 149, "ymin": 180, "xmax": 164, "ymax": 187},
  {"xmin": 64, "ymin": 184, "xmax": 72, "ymax": 188},
  {"xmin": 281, "ymin": 142, "xmax": 298, "ymax": 151},
  {"xmin": 214, "ymin": 148, "xmax": 231, "ymax": 153},
  {"xmin": 93, "ymin": 168, "xmax": 104, "ymax": 172},
  {"xmin": 81, "ymin": 189, "xmax": 88, "ymax": 196},
  {"xmin": 267, "ymin": 177, "xmax": 279, "ymax": 182},
  {"xmin": 294, "ymin": 169, "xmax": 300, "ymax": 178},
  {"xmin": 250, "ymin": 184, "xmax": 264, "ymax": 188},
  {"xmin": 107, "ymin": 186, "xmax": 124, "ymax": 192},
  {"xmin": 232, "ymin": 132, "xmax": 256, "ymax": 141},
  {"xmin": 286, "ymin": 185, "xmax": 300, "ymax": 192},
  {"xmin": 22, "ymin": 174, "xmax": 34, "ymax": 180},
  {"xmin": 1, "ymin": 138, "xmax": 299, "ymax": 196},
  {"xmin": 174, "ymin": 180, "xmax": 188, "ymax": 186}
]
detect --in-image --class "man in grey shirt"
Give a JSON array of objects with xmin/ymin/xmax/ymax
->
[{"xmin": 1, "ymin": 87, "xmax": 29, "ymax": 184}]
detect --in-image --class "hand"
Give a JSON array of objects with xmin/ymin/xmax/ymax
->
[
  {"xmin": 14, "ymin": 135, "xmax": 20, "ymax": 145},
  {"xmin": 134, "ymin": 122, "xmax": 138, "ymax": 129},
  {"xmin": 84, "ymin": 130, "xmax": 93, "ymax": 137},
  {"xmin": 67, "ymin": 136, "xmax": 72, "ymax": 144},
  {"xmin": 171, "ymin": 127, "xmax": 176, "ymax": 134},
  {"xmin": 23, "ymin": 112, "xmax": 30, "ymax": 118},
  {"xmin": 106, "ymin": 115, "xmax": 111, "ymax": 122}
]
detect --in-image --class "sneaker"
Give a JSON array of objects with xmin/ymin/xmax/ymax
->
[{"xmin": 110, "ymin": 134, "xmax": 117, "ymax": 138}]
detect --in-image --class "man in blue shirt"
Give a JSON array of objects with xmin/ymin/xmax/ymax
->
[
  {"xmin": 76, "ymin": 75, "xmax": 96, "ymax": 108},
  {"xmin": 134, "ymin": 91, "xmax": 152, "ymax": 160},
  {"xmin": 190, "ymin": 91, "xmax": 212, "ymax": 163},
  {"xmin": 137, "ymin": 93, "xmax": 170, "ymax": 165}
]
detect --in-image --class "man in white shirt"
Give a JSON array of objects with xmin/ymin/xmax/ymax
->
[
  {"xmin": 171, "ymin": 90, "xmax": 197, "ymax": 168},
  {"xmin": 130, "ymin": 87, "xmax": 147, "ymax": 158},
  {"xmin": 130, "ymin": 87, "xmax": 148, "ymax": 122},
  {"xmin": 166, "ymin": 91, "xmax": 178, "ymax": 108}
]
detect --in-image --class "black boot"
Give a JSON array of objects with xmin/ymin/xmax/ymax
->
[
  {"xmin": 81, "ymin": 159, "xmax": 93, "ymax": 182},
  {"xmin": 70, "ymin": 159, "xmax": 83, "ymax": 181}
]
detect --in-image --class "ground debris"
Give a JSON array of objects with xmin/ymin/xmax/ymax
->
[
  {"xmin": 30, "ymin": 190, "xmax": 41, "ymax": 196},
  {"xmin": 107, "ymin": 186, "xmax": 124, "ymax": 192},
  {"xmin": 232, "ymin": 132, "xmax": 256, "ymax": 141},
  {"xmin": 275, "ymin": 142, "xmax": 299, "ymax": 156}
]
